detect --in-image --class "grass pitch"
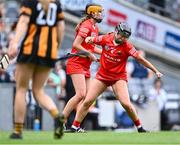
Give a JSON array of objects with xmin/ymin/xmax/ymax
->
[{"xmin": 0, "ymin": 131, "xmax": 180, "ymax": 145}]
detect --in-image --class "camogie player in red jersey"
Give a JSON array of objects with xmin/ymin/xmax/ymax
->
[
  {"xmin": 71, "ymin": 22, "xmax": 163, "ymax": 132},
  {"xmin": 63, "ymin": 3, "xmax": 104, "ymax": 126}
]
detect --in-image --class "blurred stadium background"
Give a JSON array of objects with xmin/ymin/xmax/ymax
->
[{"xmin": 0, "ymin": 0, "xmax": 180, "ymax": 142}]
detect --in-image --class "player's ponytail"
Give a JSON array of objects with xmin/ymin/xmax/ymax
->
[{"xmin": 75, "ymin": 16, "xmax": 91, "ymax": 32}]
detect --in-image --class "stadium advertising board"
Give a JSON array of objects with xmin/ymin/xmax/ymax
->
[
  {"xmin": 107, "ymin": 9, "xmax": 127, "ymax": 26},
  {"xmin": 135, "ymin": 20, "xmax": 156, "ymax": 42},
  {"xmin": 164, "ymin": 32, "xmax": 180, "ymax": 52}
]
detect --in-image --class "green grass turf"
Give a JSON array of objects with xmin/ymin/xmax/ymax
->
[{"xmin": 0, "ymin": 131, "xmax": 180, "ymax": 144}]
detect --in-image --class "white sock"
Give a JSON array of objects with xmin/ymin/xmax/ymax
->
[
  {"xmin": 71, "ymin": 125, "xmax": 78, "ymax": 129},
  {"xmin": 137, "ymin": 125, "xmax": 142, "ymax": 129}
]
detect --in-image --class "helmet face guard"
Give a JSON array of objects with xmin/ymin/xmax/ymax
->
[
  {"xmin": 85, "ymin": 3, "xmax": 104, "ymax": 23},
  {"xmin": 115, "ymin": 22, "xmax": 131, "ymax": 38}
]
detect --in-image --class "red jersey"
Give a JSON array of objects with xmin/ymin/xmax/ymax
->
[
  {"xmin": 67, "ymin": 19, "xmax": 99, "ymax": 70},
  {"xmin": 94, "ymin": 33, "xmax": 139, "ymax": 81}
]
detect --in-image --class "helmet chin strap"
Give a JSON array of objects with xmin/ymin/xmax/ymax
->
[
  {"xmin": 93, "ymin": 17, "xmax": 102, "ymax": 23},
  {"xmin": 114, "ymin": 38, "xmax": 123, "ymax": 44}
]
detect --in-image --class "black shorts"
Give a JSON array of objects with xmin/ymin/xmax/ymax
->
[{"xmin": 17, "ymin": 54, "xmax": 56, "ymax": 68}]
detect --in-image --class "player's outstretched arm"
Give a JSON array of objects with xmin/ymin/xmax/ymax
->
[{"xmin": 135, "ymin": 54, "xmax": 163, "ymax": 78}]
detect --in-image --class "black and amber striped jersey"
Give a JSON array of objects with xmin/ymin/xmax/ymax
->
[{"xmin": 17, "ymin": 0, "xmax": 64, "ymax": 67}]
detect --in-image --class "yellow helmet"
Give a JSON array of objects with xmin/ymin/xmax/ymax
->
[
  {"xmin": 86, "ymin": 3, "xmax": 103, "ymax": 15},
  {"xmin": 85, "ymin": 3, "xmax": 103, "ymax": 23}
]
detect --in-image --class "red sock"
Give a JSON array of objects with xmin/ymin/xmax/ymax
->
[
  {"xmin": 134, "ymin": 119, "xmax": 141, "ymax": 128},
  {"xmin": 72, "ymin": 120, "xmax": 80, "ymax": 128}
]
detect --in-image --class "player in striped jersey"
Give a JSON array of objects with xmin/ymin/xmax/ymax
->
[{"xmin": 8, "ymin": 0, "xmax": 65, "ymax": 139}]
